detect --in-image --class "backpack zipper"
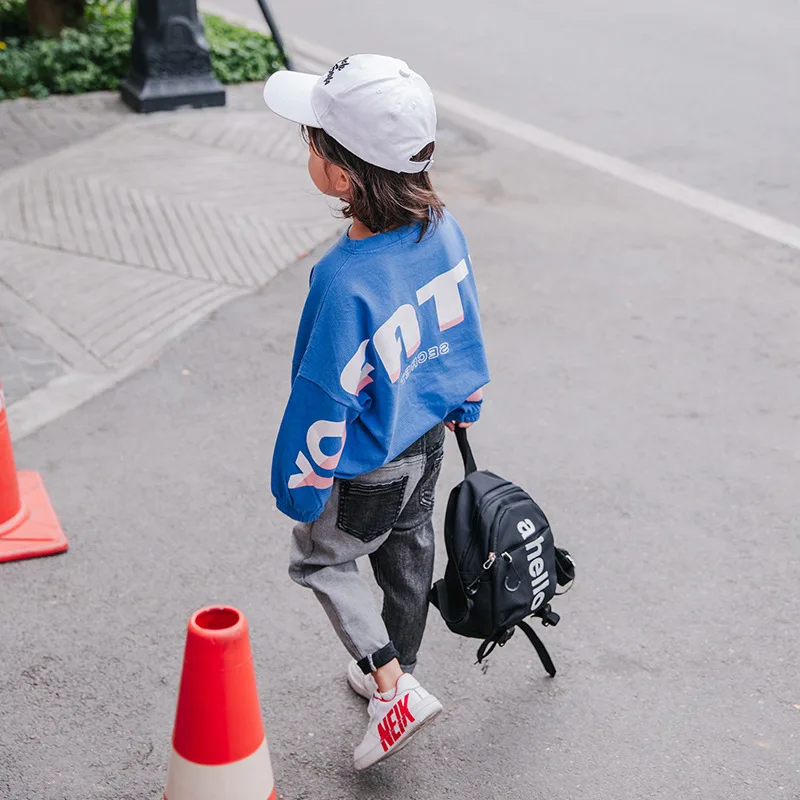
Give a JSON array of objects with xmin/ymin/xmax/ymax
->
[
  {"xmin": 488, "ymin": 497, "xmax": 532, "ymax": 559},
  {"xmin": 463, "ymin": 492, "xmax": 529, "ymax": 594},
  {"xmin": 457, "ymin": 484, "xmax": 519, "ymax": 575},
  {"xmin": 496, "ymin": 520, "xmax": 552, "ymax": 593},
  {"xmin": 500, "ymin": 530, "xmax": 542, "ymax": 560}
]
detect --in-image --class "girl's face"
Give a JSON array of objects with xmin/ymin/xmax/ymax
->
[{"xmin": 308, "ymin": 144, "xmax": 349, "ymax": 199}]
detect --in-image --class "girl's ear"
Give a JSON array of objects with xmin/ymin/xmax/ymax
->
[{"xmin": 331, "ymin": 165, "xmax": 351, "ymax": 198}]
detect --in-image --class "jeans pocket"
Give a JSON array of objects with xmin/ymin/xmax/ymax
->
[{"xmin": 338, "ymin": 476, "xmax": 409, "ymax": 542}]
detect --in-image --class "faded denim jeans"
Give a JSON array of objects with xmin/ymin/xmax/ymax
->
[{"xmin": 289, "ymin": 423, "xmax": 446, "ymax": 675}]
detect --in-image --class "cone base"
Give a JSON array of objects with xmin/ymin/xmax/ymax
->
[
  {"xmin": 164, "ymin": 791, "xmax": 276, "ymax": 800},
  {"xmin": 0, "ymin": 471, "xmax": 68, "ymax": 563},
  {"xmin": 164, "ymin": 738, "xmax": 276, "ymax": 800}
]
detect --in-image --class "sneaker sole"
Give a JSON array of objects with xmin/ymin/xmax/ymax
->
[{"xmin": 354, "ymin": 695, "xmax": 443, "ymax": 771}]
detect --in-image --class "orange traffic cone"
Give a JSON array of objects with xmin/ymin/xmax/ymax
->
[
  {"xmin": 164, "ymin": 606, "xmax": 277, "ymax": 800},
  {"xmin": 0, "ymin": 380, "xmax": 68, "ymax": 564}
]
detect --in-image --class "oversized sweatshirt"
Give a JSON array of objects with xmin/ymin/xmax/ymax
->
[{"xmin": 272, "ymin": 210, "xmax": 490, "ymax": 522}]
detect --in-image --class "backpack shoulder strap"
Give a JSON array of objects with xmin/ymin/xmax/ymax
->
[
  {"xmin": 475, "ymin": 627, "xmax": 515, "ymax": 664},
  {"xmin": 517, "ymin": 619, "xmax": 557, "ymax": 677},
  {"xmin": 454, "ymin": 426, "xmax": 478, "ymax": 476}
]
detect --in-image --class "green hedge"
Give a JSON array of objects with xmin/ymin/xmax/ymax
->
[{"xmin": 0, "ymin": 0, "xmax": 284, "ymax": 101}]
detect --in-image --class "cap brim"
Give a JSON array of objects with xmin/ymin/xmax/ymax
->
[{"xmin": 263, "ymin": 70, "xmax": 321, "ymax": 127}]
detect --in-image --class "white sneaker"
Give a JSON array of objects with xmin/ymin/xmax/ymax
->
[
  {"xmin": 347, "ymin": 660, "xmax": 378, "ymax": 700},
  {"xmin": 353, "ymin": 673, "xmax": 443, "ymax": 771}
]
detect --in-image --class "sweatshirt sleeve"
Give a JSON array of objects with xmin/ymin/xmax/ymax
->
[
  {"xmin": 446, "ymin": 388, "xmax": 485, "ymax": 424},
  {"xmin": 271, "ymin": 376, "xmax": 358, "ymax": 523}
]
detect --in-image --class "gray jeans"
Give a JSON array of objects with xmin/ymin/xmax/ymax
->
[{"xmin": 289, "ymin": 423, "xmax": 446, "ymax": 675}]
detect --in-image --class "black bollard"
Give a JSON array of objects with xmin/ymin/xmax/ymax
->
[{"xmin": 120, "ymin": 0, "xmax": 226, "ymax": 114}]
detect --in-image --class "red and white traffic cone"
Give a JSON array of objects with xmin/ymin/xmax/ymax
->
[
  {"xmin": 164, "ymin": 606, "xmax": 277, "ymax": 800},
  {"xmin": 0, "ymin": 380, "xmax": 68, "ymax": 564}
]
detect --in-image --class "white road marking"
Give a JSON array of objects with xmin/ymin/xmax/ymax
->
[
  {"xmin": 199, "ymin": 1, "xmax": 800, "ymax": 255},
  {"xmin": 433, "ymin": 88, "xmax": 800, "ymax": 253}
]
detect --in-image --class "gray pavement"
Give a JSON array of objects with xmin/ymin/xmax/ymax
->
[
  {"xmin": 0, "ymin": 84, "xmax": 340, "ymax": 438},
  {"xmin": 1, "ymin": 81, "xmax": 798, "ymax": 800},
  {"xmin": 0, "ymin": 321, "xmax": 65, "ymax": 407},
  {"xmin": 0, "ymin": 93, "xmax": 128, "ymax": 174},
  {"xmin": 0, "ymin": 93, "xmax": 126, "ymax": 407},
  {"xmin": 217, "ymin": 0, "xmax": 800, "ymax": 225}
]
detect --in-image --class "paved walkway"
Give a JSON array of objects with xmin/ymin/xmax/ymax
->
[{"xmin": 0, "ymin": 84, "xmax": 340, "ymax": 434}]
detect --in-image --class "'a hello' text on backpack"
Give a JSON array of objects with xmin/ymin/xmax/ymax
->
[{"xmin": 429, "ymin": 428, "xmax": 575, "ymax": 676}]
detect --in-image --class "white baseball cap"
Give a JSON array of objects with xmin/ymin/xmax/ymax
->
[{"xmin": 263, "ymin": 54, "xmax": 437, "ymax": 174}]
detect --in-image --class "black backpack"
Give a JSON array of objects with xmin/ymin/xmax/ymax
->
[{"xmin": 429, "ymin": 428, "xmax": 575, "ymax": 676}]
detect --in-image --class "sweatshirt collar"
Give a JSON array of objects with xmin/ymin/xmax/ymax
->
[{"xmin": 336, "ymin": 222, "xmax": 420, "ymax": 253}]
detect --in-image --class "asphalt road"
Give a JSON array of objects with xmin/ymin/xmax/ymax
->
[
  {"xmin": 2, "ymin": 105, "xmax": 798, "ymax": 797},
  {"xmin": 216, "ymin": 0, "xmax": 800, "ymax": 225}
]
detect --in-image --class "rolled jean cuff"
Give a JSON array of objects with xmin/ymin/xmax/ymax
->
[{"xmin": 357, "ymin": 642, "xmax": 399, "ymax": 675}]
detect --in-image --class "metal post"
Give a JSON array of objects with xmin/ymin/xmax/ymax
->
[
  {"xmin": 252, "ymin": 0, "xmax": 293, "ymax": 71},
  {"xmin": 121, "ymin": 0, "xmax": 226, "ymax": 114}
]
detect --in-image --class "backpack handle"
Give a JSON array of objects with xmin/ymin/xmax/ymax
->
[{"xmin": 454, "ymin": 426, "xmax": 478, "ymax": 476}]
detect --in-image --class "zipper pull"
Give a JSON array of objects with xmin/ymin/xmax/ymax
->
[
  {"xmin": 503, "ymin": 552, "xmax": 523, "ymax": 592},
  {"xmin": 483, "ymin": 552, "xmax": 497, "ymax": 570}
]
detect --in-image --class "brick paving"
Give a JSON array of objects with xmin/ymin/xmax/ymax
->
[
  {"xmin": 0, "ymin": 84, "xmax": 340, "ymax": 410},
  {"xmin": 0, "ymin": 93, "xmax": 129, "ymax": 175}
]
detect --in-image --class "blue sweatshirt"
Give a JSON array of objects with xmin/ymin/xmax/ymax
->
[{"xmin": 272, "ymin": 210, "xmax": 490, "ymax": 522}]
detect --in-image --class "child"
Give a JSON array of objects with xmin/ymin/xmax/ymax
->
[{"xmin": 263, "ymin": 54, "xmax": 490, "ymax": 770}]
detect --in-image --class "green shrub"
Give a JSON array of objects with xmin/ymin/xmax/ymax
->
[
  {"xmin": 205, "ymin": 13, "xmax": 283, "ymax": 85},
  {"xmin": 0, "ymin": 0, "xmax": 284, "ymax": 101}
]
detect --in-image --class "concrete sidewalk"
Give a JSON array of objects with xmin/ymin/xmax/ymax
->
[{"xmin": 0, "ymin": 85, "xmax": 339, "ymax": 435}]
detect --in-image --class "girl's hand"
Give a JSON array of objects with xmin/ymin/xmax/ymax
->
[{"xmin": 445, "ymin": 421, "xmax": 474, "ymax": 432}]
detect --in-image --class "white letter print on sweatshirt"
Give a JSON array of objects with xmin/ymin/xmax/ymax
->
[
  {"xmin": 289, "ymin": 257, "xmax": 472, "ymax": 492},
  {"xmin": 373, "ymin": 304, "xmax": 421, "ymax": 383},
  {"xmin": 339, "ymin": 258, "xmax": 471, "ymax": 398},
  {"xmin": 287, "ymin": 420, "xmax": 346, "ymax": 489},
  {"xmin": 340, "ymin": 339, "xmax": 374, "ymax": 395},
  {"xmin": 416, "ymin": 259, "xmax": 469, "ymax": 331}
]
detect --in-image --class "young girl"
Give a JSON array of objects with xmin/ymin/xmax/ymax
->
[{"xmin": 263, "ymin": 54, "xmax": 489, "ymax": 770}]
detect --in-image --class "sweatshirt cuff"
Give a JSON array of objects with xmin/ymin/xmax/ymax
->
[
  {"xmin": 447, "ymin": 400, "xmax": 482, "ymax": 424},
  {"xmin": 276, "ymin": 496, "xmax": 325, "ymax": 524}
]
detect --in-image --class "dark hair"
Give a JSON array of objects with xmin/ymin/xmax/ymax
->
[{"xmin": 303, "ymin": 126, "xmax": 445, "ymax": 240}]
